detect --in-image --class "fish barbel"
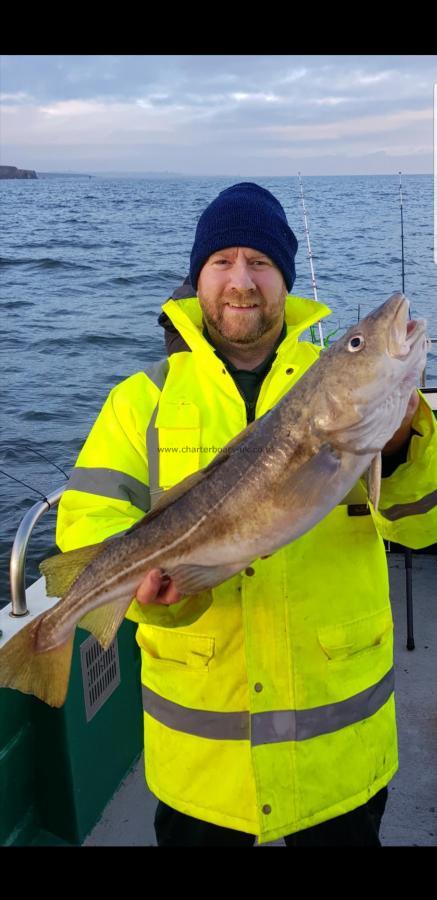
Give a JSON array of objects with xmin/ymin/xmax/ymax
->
[{"xmin": 0, "ymin": 293, "xmax": 427, "ymax": 706}]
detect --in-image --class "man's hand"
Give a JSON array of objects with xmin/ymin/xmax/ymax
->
[
  {"xmin": 382, "ymin": 390, "xmax": 420, "ymax": 456},
  {"xmin": 136, "ymin": 568, "xmax": 183, "ymax": 606}
]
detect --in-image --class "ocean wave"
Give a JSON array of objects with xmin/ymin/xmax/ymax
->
[
  {"xmin": 20, "ymin": 240, "xmax": 104, "ymax": 250},
  {"xmin": 1, "ymin": 257, "xmax": 37, "ymax": 267},
  {"xmin": 20, "ymin": 410, "xmax": 67, "ymax": 422},
  {"xmin": 0, "ymin": 256, "xmax": 94, "ymax": 271},
  {"xmin": 108, "ymin": 274, "xmax": 155, "ymax": 285},
  {"xmin": 82, "ymin": 333, "xmax": 148, "ymax": 347},
  {"xmin": 32, "ymin": 258, "xmax": 94, "ymax": 270},
  {"xmin": 2, "ymin": 300, "xmax": 34, "ymax": 309}
]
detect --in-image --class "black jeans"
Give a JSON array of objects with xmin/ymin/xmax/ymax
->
[{"xmin": 154, "ymin": 787, "xmax": 388, "ymax": 847}]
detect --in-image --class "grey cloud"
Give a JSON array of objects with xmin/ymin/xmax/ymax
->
[{"xmin": 1, "ymin": 54, "xmax": 435, "ymax": 175}]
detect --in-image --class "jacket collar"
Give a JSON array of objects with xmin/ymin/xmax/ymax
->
[{"xmin": 161, "ymin": 295, "xmax": 332, "ymax": 359}]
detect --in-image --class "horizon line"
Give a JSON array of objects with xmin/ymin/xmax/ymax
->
[{"xmin": 32, "ymin": 170, "xmax": 433, "ymax": 178}]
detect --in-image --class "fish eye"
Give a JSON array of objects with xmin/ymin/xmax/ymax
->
[{"xmin": 348, "ymin": 335, "xmax": 365, "ymax": 352}]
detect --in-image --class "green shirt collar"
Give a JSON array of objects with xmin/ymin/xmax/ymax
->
[{"xmin": 202, "ymin": 320, "xmax": 287, "ymax": 376}]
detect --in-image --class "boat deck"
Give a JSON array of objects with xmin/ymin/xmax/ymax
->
[{"xmin": 83, "ymin": 552, "xmax": 437, "ymax": 847}]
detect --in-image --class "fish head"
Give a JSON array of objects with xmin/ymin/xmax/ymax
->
[{"xmin": 312, "ymin": 292, "xmax": 428, "ymax": 453}]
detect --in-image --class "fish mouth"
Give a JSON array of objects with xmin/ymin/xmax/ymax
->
[{"xmin": 387, "ymin": 294, "xmax": 427, "ymax": 359}]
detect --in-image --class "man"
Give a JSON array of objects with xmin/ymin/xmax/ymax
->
[{"xmin": 57, "ymin": 183, "xmax": 437, "ymax": 846}]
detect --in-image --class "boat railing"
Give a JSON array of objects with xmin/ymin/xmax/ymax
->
[
  {"xmin": 421, "ymin": 337, "xmax": 437, "ymax": 388},
  {"xmin": 9, "ymin": 485, "xmax": 66, "ymax": 618}
]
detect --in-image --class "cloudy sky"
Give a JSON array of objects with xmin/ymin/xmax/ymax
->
[{"xmin": 1, "ymin": 55, "xmax": 435, "ymax": 175}]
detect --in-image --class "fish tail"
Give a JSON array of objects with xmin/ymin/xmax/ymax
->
[{"xmin": 0, "ymin": 614, "xmax": 74, "ymax": 707}]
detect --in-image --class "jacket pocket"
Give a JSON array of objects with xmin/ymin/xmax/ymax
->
[
  {"xmin": 137, "ymin": 624, "xmax": 215, "ymax": 671},
  {"xmin": 155, "ymin": 399, "xmax": 201, "ymax": 485},
  {"xmin": 317, "ymin": 608, "xmax": 393, "ymax": 662}
]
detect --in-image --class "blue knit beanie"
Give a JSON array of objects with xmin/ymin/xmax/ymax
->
[{"xmin": 189, "ymin": 182, "xmax": 298, "ymax": 291}]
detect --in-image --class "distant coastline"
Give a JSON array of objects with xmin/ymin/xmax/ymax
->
[
  {"xmin": 1, "ymin": 169, "xmax": 431, "ymax": 181},
  {"xmin": 38, "ymin": 172, "xmax": 94, "ymax": 178},
  {"xmin": 0, "ymin": 165, "xmax": 37, "ymax": 180},
  {"xmin": 0, "ymin": 168, "xmax": 95, "ymax": 180}
]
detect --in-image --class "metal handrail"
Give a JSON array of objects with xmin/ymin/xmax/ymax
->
[
  {"xmin": 9, "ymin": 485, "xmax": 66, "ymax": 617},
  {"xmin": 421, "ymin": 337, "xmax": 437, "ymax": 389}
]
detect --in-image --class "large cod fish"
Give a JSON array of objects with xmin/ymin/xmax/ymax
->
[{"xmin": 0, "ymin": 293, "xmax": 427, "ymax": 706}]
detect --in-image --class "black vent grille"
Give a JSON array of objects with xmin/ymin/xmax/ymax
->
[{"xmin": 80, "ymin": 634, "xmax": 121, "ymax": 722}]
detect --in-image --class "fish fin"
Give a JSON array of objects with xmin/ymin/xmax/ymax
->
[
  {"xmin": 128, "ymin": 420, "xmax": 260, "ymax": 530},
  {"xmin": 166, "ymin": 561, "xmax": 244, "ymax": 594},
  {"xmin": 366, "ymin": 452, "xmax": 381, "ymax": 510},
  {"xmin": 78, "ymin": 596, "xmax": 133, "ymax": 649},
  {"xmin": 0, "ymin": 615, "xmax": 74, "ymax": 707},
  {"xmin": 289, "ymin": 441, "xmax": 341, "ymax": 488},
  {"xmin": 39, "ymin": 543, "xmax": 104, "ymax": 598}
]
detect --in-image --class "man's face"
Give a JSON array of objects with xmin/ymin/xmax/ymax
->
[{"xmin": 197, "ymin": 247, "xmax": 287, "ymax": 345}]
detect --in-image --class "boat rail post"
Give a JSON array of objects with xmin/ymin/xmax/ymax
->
[
  {"xmin": 405, "ymin": 548, "xmax": 415, "ymax": 650},
  {"xmin": 422, "ymin": 337, "xmax": 437, "ymax": 387},
  {"xmin": 9, "ymin": 485, "xmax": 65, "ymax": 617}
]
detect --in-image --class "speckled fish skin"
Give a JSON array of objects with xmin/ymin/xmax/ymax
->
[{"xmin": 37, "ymin": 291, "xmax": 427, "ymax": 652}]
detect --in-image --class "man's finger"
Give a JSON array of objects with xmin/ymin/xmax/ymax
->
[
  {"xmin": 156, "ymin": 580, "xmax": 184, "ymax": 606},
  {"xmin": 136, "ymin": 568, "xmax": 182, "ymax": 606},
  {"xmin": 136, "ymin": 568, "xmax": 163, "ymax": 604}
]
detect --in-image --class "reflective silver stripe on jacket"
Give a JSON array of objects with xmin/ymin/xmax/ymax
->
[
  {"xmin": 142, "ymin": 667, "xmax": 394, "ymax": 743},
  {"xmin": 144, "ymin": 358, "xmax": 169, "ymax": 391},
  {"xmin": 66, "ymin": 467, "xmax": 150, "ymax": 512},
  {"xmin": 144, "ymin": 358, "xmax": 168, "ymax": 509},
  {"xmin": 379, "ymin": 489, "xmax": 437, "ymax": 521},
  {"xmin": 251, "ymin": 667, "xmax": 394, "ymax": 745},
  {"xmin": 146, "ymin": 407, "xmax": 162, "ymax": 510},
  {"xmin": 142, "ymin": 685, "xmax": 250, "ymax": 740}
]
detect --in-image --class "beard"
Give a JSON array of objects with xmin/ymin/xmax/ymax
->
[{"xmin": 200, "ymin": 288, "xmax": 286, "ymax": 345}]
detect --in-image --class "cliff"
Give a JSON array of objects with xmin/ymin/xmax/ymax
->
[{"xmin": 0, "ymin": 166, "xmax": 37, "ymax": 180}]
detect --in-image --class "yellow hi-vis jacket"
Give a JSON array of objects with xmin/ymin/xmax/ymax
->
[{"xmin": 57, "ymin": 296, "xmax": 437, "ymax": 843}]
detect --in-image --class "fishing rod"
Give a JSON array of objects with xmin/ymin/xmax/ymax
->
[
  {"xmin": 359, "ymin": 171, "xmax": 410, "ymax": 330},
  {"xmin": 22, "ymin": 445, "xmax": 68, "ymax": 479},
  {"xmin": 398, "ymin": 171, "xmax": 406, "ymax": 297},
  {"xmin": 397, "ymin": 171, "xmax": 415, "ymax": 651},
  {"xmin": 0, "ymin": 469, "xmax": 49, "ymax": 501},
  {"xmin": 399, "ymin": 171, "xmax": 431, "ymax": 387},
  {"xmin": 0, "ymin": 446, "xmax": 68, "ymax": 501},
  {"xmin": 297, "ymin": 173, "xmax": 325, "ymax": 348}
]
